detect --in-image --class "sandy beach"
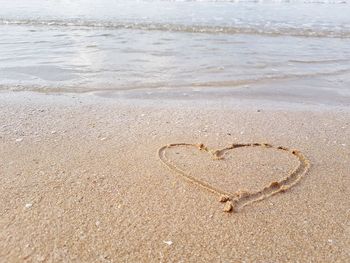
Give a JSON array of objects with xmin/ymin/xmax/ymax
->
[
  {"xmin": 1, "ymin": 0, "xmax": 350, "ymax": 261},
  {"xmin": 0, "ymin": 92, "xmax": 349, "ymax": 262}
]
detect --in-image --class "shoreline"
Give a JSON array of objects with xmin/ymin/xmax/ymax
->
[
  {"xmin": 1, "ymin": 91, "xmax": 349, "ymax": 261},
  {"xmin": 2, "ymin": 89, "xmax": 350, "ymax": 112},
  {"xmin": 2, "ymin": 78, "xmax": 350, "ymax": 109}
]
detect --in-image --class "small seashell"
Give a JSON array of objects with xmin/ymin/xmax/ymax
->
[
  {"xmin": 163, "ymin": 240, "xmax": 173, "ymax": 246},
  {"xmin": 223, "ymin": 201, "xmax": 233, "ymax": 212}
]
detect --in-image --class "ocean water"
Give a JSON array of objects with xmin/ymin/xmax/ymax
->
[{"xmin": 0, "ymin": 0, "xmax": 350, "ymax": 103}]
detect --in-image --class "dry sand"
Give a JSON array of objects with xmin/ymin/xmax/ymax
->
[{"xmin": 0, "ymin": 92, "xmax": 349, "ymax": 262}]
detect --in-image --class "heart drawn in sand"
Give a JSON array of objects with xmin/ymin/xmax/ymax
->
[{"xmin": 158, "ymin": 143, "xmax": 310, "ymax": 213}]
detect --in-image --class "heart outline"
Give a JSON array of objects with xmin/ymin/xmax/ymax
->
[{"xmin": 158, "ymin": 143, "xmax": 310, "ymax": 213}]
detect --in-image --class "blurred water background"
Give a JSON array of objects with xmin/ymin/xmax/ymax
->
[{"xmin": 0, "ymin": 0, "xmax": 349, "ymax": 104}]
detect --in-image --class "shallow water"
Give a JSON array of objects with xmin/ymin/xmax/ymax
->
[{"xmin": 0, "ymin": 0, "xmax": 350, "ymax": 103}]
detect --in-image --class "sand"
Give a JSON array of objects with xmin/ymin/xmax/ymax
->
[{"xmin": 0, "ymin": 92, "xmax": 349, "ymax": 262}]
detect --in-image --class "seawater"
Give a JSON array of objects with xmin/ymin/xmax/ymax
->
[{"xmin": 0, "ymin": 0, "xmax": 350, "ymax": 103}]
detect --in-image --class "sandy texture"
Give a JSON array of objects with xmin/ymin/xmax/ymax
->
[{"xmin": 0, "ymin": 92, "xmax": 349, "ymax": 262}]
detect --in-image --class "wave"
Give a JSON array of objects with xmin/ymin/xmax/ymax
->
[
  {"xmin": 289, "ymin": 58, "xmax": 350, "ymax": 64},
  {"xmin": 0, "ymin": 18, "xmax": 349, "ymax": 38},
  {"xmin": 1, "ymin": 68, "xmax": 349, "ymax": 94}
]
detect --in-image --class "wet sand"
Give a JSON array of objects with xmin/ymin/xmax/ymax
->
[{"xmin": 0, "ymin": 92, "xmax": 349, "ymax": 262}]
